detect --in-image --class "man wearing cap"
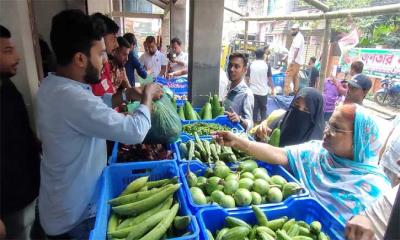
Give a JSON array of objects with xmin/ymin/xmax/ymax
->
[
  {"xmin": 284, "ymin": 23, "xmax": 304, "ymax": 96},
  {"xmin": 344, "ymin": 74, "xmax": 372, "ymax": 105}
]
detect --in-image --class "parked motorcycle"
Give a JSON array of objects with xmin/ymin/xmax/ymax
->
[{"xmin": 374, "ymin": 74, "xmax": 400, "ymax": 108}]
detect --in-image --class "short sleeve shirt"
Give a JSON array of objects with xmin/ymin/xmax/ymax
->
[
  {"xmin": 139, "ymin": 50, "xmax": 168, "ymax": 78},
  {"xmin": 169, "ymin": 51, "xmax": 188, "ymax": 72},
  {"xmin": 288, "ymin": 32, "xmax": 305, "ymax": 65}
]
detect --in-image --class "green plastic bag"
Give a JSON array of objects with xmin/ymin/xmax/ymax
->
[{"xmin": 128, "ymin": 90, "xmax": 181, "ymax": 144}]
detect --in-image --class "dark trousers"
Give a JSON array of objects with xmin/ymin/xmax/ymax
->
[{"xmin": 253, "ymin": 94, "xmax": 268, "ymax": 122}]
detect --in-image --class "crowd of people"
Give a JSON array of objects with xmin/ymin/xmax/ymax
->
[
  {"xmin": 0, "ymin": 8, "xmax": 398, "ymax": 240},
  {"xmin": 216, "ymin": 26, "xmax": 399, "ymax": 240}
]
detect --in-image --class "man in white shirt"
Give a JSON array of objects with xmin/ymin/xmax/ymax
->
[
  {"xmin": 249, "ymin": 48, "xmax": 274, "ymax": 123},
  {"xmin": 139, "ymin": 36, "xmax": 168, "ymax": 78},
  {"xmin": 167, "ymin": 37, "xmax": 188, "ymax": 78},
  {"xmin": 284, "ymin": 23, "xmax": 304, "ymax": 96}
]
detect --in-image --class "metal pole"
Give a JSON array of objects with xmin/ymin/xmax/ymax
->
[
  {"xmin": 244, "ymin": 20, "xmax": 248, "ymax": 52},
  {"xmin": 318, "ymin": 19, "xmax": 330, "ymax": 91}
]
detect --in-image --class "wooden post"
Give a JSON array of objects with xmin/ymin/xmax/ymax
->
[{"xmin": 318, "ymin": 19, "xmax": 330, "ymax": 91}]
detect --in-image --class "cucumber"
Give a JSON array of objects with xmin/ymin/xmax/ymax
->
[
  {"xmin": 310, "ymin": 221, "xmax": 322, "ymax": 234},
  {"xmin": 173, "ymin": 216, "xmax": 191, "ymax": 231},
  {"xmin": 210, "ymin": 143, "xmax": 220, "ymax": 161},
  {"xmin": 109, "ymin": 209, "xmax": 169, "ymax": 239},
  {"xmin": 221, "ymin": 226, "xmax": 250, "ymax": 240},
  {"xmin": 257, "ymin": 229, "xmax": 275, "ymax": 240},
  {"xmin": 117, "ymin": 196, "xmax": 173, "ymax": 230},
  {"xmin": 252, "ymin": 205, "xmax": 268, "ymax": 226},
  {"xmin": 112, "ymin": 184, "xmax": 180, "ymax": 216},
  {"xmin": 276, "ymin": 229, "xmax": 292, "ymax": 240},
  {"xmin": 256, "ymin": 226, "xmax": 276, "ymax": 238},
  {"xmin": 109, "ymin": 184, "xmax": 169, "ymax": 206},
  {"xmin": 269, "ymin": 128, "xmax": 281, "ymax": 147},
  {"xmin": 146, "ymin": 177, "xmax": 178, "ymax": 189},
  {"xmin": 107, "ymin": 213, "xmax": 119, "ymax": 233},
  {"xmin": 287, "ymin": 223, "xmax": 300, "ymax": 237},
  {"xmin": 120, "ymin": 176, "xmax": 149, "ymax": 196},
  {"xmin": 179, "ymin": 143, "xmax": 188, "ymax": 159},
  {"xmin": 211, "ymin": 94, "xmax": 220, "ymax": 118},
  {"xmin": 293, "ymin": 236, "xmax": 314, "ymax": 240},
  {"xmin": 216, "ymin": 228, "xmax": 229, "ymax": 240},
  {"xmin": 225, "ymin": 216, "xmax": 251, "ymax": 229},
  {"xmin": 184, "ymin": 101, "xmax": 197, "ymax": 120},
  {"xmin": 206, "ymin": 229, "xmax": 215, "ymax": 240},
  {"xmin": 282, "ymin": 218, "xmax": 296, "ymax": 232},
  {"xmin": 138, "ymin": 203, "xmax": 180, "ymax": 240},
  {"xmin": 266, "ymin": 217, "xmax": 288, "ymax": 231},
  {"xmin": 187, "ymin": 140, "xmax": 195, "ymax": 161},
  {"xmin": 317, "ymin": 232, "xmax": 329, "ymax": 240},
  {"xmin": 178, "ymin": 106, "xmax": 185, "ymax": 120},
  {"xmin": 125, "ymin": 209, "xmax": 170, "ymax": 240},
  {"xmin": 203, "ymin": 102, "xmax": 213, "ymax": 120}
]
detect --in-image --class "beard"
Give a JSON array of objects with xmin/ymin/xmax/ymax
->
[
  {"xmin": 0, "ymin": 71, "xmax": 16, "ymax": 79},
  {"xmin": 84, "ymin": 61, "xmax": 101, "ymax": 84},
  {"xmin": 291, "ymin": 32, "xmax": 298, "ymax": 36}
]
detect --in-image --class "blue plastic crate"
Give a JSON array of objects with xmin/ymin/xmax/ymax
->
[
  {"xmin": 108, "ymin": 142, "xmax": 177, "ymax": 165},
  {"xmin": 272, "ymin": 73, "xmax": 285, "ymax": 87},
  {"xmin": 196, "ymin": 197, "xmax": 345, "ymax": 240},
  {"xmin": 181, "ymin": 116, "xmax": 244, "ymax": 139},
  {"xmin": 89, "ymin": 161, "xmax": 200, "ymax": 240},
  {"xmin": 179, "ymin": 161, "xmax": 309, "ymax": 213}
]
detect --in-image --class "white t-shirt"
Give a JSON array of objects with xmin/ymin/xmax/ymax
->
[
  {"xmin": 363, "ymin": 185, "xmax": 399, "ymax": 240},
  {"xmin": 170, "ymin": 51, "xmax": 188, "ymax": 72},
  {"xmin": 249, "ymin": 60, "xmax": 270, "ymax": 96},
  {"xmin": 139, "ymin": 50, "xmax": 168, "ymax": 78},
  {"xmin": 381, "ymin": 116, "xmax": 400, "ymax": 182},
  {"xmin": 288, "ymin": 32, "xmax": 305, "ymax": 65}
]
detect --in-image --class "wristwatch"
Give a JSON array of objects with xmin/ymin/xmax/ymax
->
[{"xmin": 121, "ymin": 89, "xmax": 127, "ymax": 102}]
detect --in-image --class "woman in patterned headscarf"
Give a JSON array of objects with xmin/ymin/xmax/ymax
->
[{"xmin": 214, "ymin": 103, "xmax": 391, "ymax": 223}]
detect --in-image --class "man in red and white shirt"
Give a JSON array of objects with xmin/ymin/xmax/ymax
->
[{"xmin": 90, "ymin": 13, "xmax": 119, "ymax": 96}]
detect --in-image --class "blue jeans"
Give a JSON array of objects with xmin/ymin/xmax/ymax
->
[
  {"xmin": 46, "ymin": 217, "xmax": 95, "ymax": 240},
  {"xmin": 324, "ymin": 112, "xmax": 333, "ymax": 122}
]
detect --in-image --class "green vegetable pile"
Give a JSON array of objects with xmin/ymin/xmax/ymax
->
[
  {"xmin": 179, "ymin": 133, "xmax": 253, "ymax": 164},
  {"xmin": 106, "ymin": 176, "xmax": 193, "ymax": 240},
  {"xmin": 186, "ymin": 160, "xmax": 303, "ymax": 208},
  {"xmin": 178, "ymin": 94, "xmax": 225, "ymax": 120},
  {"xmin": 182, "ymin": 123, "xmax": 231, "ymax": 136},
  {"xmin": 206, "ymin": 205, "xmax": 330, "ymax": 240}
]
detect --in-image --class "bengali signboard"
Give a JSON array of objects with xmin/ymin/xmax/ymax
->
[{"xmin": 340, "ymin": 48, "xmax": 400, "ymax": 78}]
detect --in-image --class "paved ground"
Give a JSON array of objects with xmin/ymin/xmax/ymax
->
[{"xmin": 363, "ymin": 99, "xmax": 399, "ymax": 120}]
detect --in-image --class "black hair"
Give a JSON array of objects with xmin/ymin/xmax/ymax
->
[
  {"xmin": 350, "ymin": 61, "xmax": 364, "ymax": 74},
  {"xmin": 255, "ymin": 48, "xmax": 264, "ymax": 59},
  {"xmin": 91, "ymin": 12, "xmax": 119, "ymax": 34},
  {"xmin": 229, "ymin": 52, "xmax": 248, "ymax": 67},
  {"xmin": 123, "ymin": 32, "xmax": 136, "ymax": 46},
  {"xmin": 171, "ymin": 37, "xmax": 182, "ymax": 46},
  {"xmin": 50, "ymin": 9, "xmax": 105, "ymax": 66},
  {"xmin": 0, "ymin": 25, "xmax": 11, "ymax": 38},
  {"xmin": 145, "ymin": 36, "xmax": 156, "ymax": 44},
  {"xmin": 117, "ymin": 36, "xmax": 130, "ymax": 49},
  {"xmin": 309, "ymin": 57, "xmax": 316, "ymax": 63}
]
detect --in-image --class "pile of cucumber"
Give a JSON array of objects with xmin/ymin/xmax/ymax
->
[
  {"xmin": 107, "ymin": 176, "xmax": 193, "ymax": 240},
  {"xmin": 179, "ymin": 133, "xmax": 251, "ymax": 164},
  {"xmin": 206, "ymin": 205, "xmax": 330, "ymax": 240},
  {"xmin": 186, "ymin": 160, "xmax": 302, "ymax": 208},
  {"xmin": 178, "ymin": 94, "xmax": 225, "ymax": 120}
]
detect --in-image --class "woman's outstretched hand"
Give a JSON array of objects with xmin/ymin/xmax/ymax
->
[{"xmin": 212, "ymin": 131, "xmax": 239, "ymax": 148}]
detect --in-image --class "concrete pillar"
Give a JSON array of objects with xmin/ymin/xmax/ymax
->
[
  {"xmin": 170, "ymin": 0, "xmax": 186, "ymax": 49},
  {"xmin": 188, "ymin": 0, "xmax": 224, "ymax": 106}
]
